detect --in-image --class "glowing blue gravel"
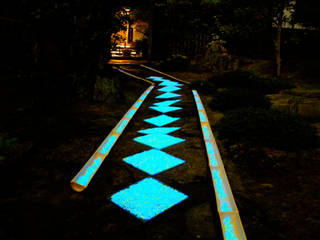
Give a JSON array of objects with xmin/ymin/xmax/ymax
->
[
  {"xmin": 116, "ymin": 119, "xmax": 128, "ymax": 134},
  {"xmin": 223, "ymin": 216, "xmax": 238, "ymax": 240},
  {"xmin": 158, "ymin": 86, "xmax": 181, "ymax": 92},
  {"xmin": 100, "ymin": 135, "xmax": 117, "ymax": 154},
  {"xmin": 110, "ymin": 178, "xmax": 188, "ymax": 221},
  {"xmin": 144, "ymin": 114, "xmax": 179, "ymax": 127},
  {"xmin": 138, "ymin": 127, "xmax": 180, "ymax": 135},
  {"xmin": 149, "ymin": 105, "xmax": 182, "ymax": 113},
  {"xmin": 156, "ymin": 92, "xmax": 181, "ymax": 99},
  {"xmin": 134, "ymin": 133, "xmax": 185, "ymax": 149},
  {"xmin": 199, "ymin": 112, "xmax": 207, "ymax": 122},
  {"xmin": 153, "ymin": 99, "xmax": 181, "ymax": 107},
  {"xmin": 212, "ymin": 169, "xmax": 233, "ymax": 212},
  {"xmin": 76, "ymin": 157, "xmax": 103, "ymax": 186},
  {"xmin": 206, "ymin": 142, "xmax": 218, "ymax": 167},
  {"xmin": 123, "ymin": 149, "xmax": 185, "ymax": 175}
]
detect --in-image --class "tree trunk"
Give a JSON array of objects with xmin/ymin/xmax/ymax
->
[{"xmin": 275, "ymin": 23, "xmax": 282, "ymax": 77}]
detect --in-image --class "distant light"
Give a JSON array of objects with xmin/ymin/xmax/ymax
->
[
  {"xmin": 123, "ymin": 149, "xmax": 185, "ymax": 175},
  {"xmin": 156, "ymin": 92, "xmax": 181, "ymax": 99},
  {"xmin": 138, "ymin": 127, "xmax": 180, "ymax": 135},
  {"xmin": 110, "ymin": 178, "xmax": 188, "ymax": 221},
  {"xmin": 134, "ymin": 133, "xmax": 185, "ymax": 149},
  {"xmin": 149, "ymin": 105, "xmax": 182, "ymax": 113},
  {"xmin": 144, "ymin": 114, "xmax": 179, "ymax": 127},
  {"xmin": 158, "ymin": 86, "xmax": 181, "ymax": 92},
  {"xmin": 153, "ymin": 99, "xmax": 181, "ymax": 107}
]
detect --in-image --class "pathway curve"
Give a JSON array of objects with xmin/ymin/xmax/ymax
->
[{"xmin": 70, "ymin": 65, "xmax": 246, "ymax": 240}]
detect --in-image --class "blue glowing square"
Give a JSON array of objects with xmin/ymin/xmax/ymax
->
[
  {"xmin": 158, "ymin": 86, "xmax": 181, "ymax": 92},
  {"xmin": 156, "ymin": 92, "xmax": 181, "ymax": 99},
  {"xmin": 110, "ymin": 178, "xmax": 188, "ymax": 221},
  {"xmin": 153, "ymin": 99, "xmax": 181, "ymax": 107},
  {"xmin": 159, "ymin": 81, "xmax": 183, "ymax": 86},
  {"xmin": 138, "ymin": 127, "xmax": 180, "ymax": 135},
  {"xmin": 149, "ymin": 105, "xmax": 182, "ymax": 113},
  {"xmin": 147, "ymin": 76, "xmax": 164, "ymax": 81},
  {"xmin": 144, "ymin": 114, "xmax": 179, "ymax": 127},
  {"xmin": 134, "ymin": 133, "xmax": 185, "ymax": 149},
  {"xmin": 123, "ymin": 149, "xmax": 185, "ymax": 175}
]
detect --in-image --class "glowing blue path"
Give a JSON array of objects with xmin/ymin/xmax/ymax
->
[
  {"xmin": 144, "ymin": 114, "xmax": 179, "ymax": 127},
  {"xmin": 156, "ymin": 92, "xmax": 181, "ymax": 99},
  {"xmin": 149, "ymin": 105, "xmax": 182, "ymax": 113},
  {"xmin": 146, "ymin": 76, "xmax": 164, "ymax": 81},
  {"xmin": 158, "ymin": 86, "xmax": 181, "ymax": 92},
  {"xmin": 153, "ymin": 99, "xmax": 181, "ymax": 107},
  {"xmin": 110, "ymin": 178, "xmax": 188, "ymax": 221},
  {"xmin": 110, "ymin": 74, "xmax": 189, "ymax": 222},
  {"xmin": 134, "ymin": 134, "xmax": 185, "ymax": 149},
  {"xmin": 159, "ymin": 81, "xmax": 183, "ymax": 87},
  {"xmin": 138, "ymin": 127, "xmax": 180, "ymax": 135},
  {"xmin": 123, "ymin": 149, "xmax": 185, "ymax": 175}
]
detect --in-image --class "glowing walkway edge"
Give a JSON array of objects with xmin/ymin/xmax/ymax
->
[
  {"xmin": 70, "ymin": 85, "xmax": 154, "ymax": 192},
  {"xmin": 140, "ymin": 64, "xmax": 190, "ymax": 84},
  {"xmin": 192, "ymin": 90, "xmax": 247, "ymax": 240}
]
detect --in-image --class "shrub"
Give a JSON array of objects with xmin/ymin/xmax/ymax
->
[
  {"xmin": 190, "ymin": 80, "xmax": 217, "ymax": 95},
  {"xmin": 209, "ymin": 88, "xmax": 271, "ymax": 111},
  {"xmin": 208, "ymin": 70, "xmax": 294, "ymax": 94},
  {"xmin": 216, "ymin": 107, "xmax": 317, "ymax": 150},
  {"xmin": 160, "ymin": 54, "xmax": 190, "ymax": 71}
]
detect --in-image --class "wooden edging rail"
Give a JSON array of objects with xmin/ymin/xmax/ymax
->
[
  {"xmin": 140, "ymin": 64, "xmax": 191, "ymax": 84},
  {"xmin": 70, "ymin": 69, "xmax": 154, "ymax": 192},
  {"xmin": 192, "ymin": 90, "xmax": 247, "ymax": 240}
]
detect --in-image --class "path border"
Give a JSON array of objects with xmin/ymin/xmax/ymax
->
[
  {"xmin": 192, "ymin": 90, "xmax": 247, "ymax": 240},
  {"xmin": 70, "ymin": 70, "xmax": 154, "ymax": 192},
  {"xmin": 140, "ymin": 64, "xmax": 190, "ymax": 84}
]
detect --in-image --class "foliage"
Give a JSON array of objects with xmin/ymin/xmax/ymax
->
[
  {"xmin": 0, "ymin": 136, "xmax": 18, "ymax": 164},
  {"xmin": 135, "ymin": 38, "xmax": 149, "ymax": 56},
  {"xmin": 159, "ymin": 54, "xmax": 190, "ymax": 71},
  {"xmin": 216, "ymin": 107, "xmax": 317, "ymax": 150},
  {"xmin": 205, "ymin": 35, "xmax": 238, "ymax": 72},
  {"xmin": 190, "ymin": 80, "xmax": 216, "ymax": 95},
  {"xmin": 209, "ymin": 88, "xmax": 271, "ymax": 111},
  {"xmin": 208, "ymin": 70, "xmax": 294, "ymax": 93}
]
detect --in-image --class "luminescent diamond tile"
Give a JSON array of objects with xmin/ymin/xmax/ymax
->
[
  {"xmin": 138, "ymin": 127, "xmax": 180, "ymax": 135},
  {"xmin": 123, "ymin": 149, "xmax": 185, "ymax": 175},
  {"xmin": 134, "ymin": 133, "xmax": 185, "ymax": 149},
  {"xmin": 144, "ymin": 114, "xmax": 179, "ymax": 127},
  {"xmin": 159, "ymin": 81, "xmax": 183, "ymax": 86},
  {"xmin": 158, "ymin": 86, "xmax": 181, "ymax": 92},
  {"xmin": 156, "ymin": 92, "xmax": 181, "ymax": 99},
  {"xmin": 147, "ymin": 76, "xmax": 164, "ymax": 81},
  {"xmin": 110, "ymin": 177, "xmax": 188, "ymax": 221},
  {"xmin": 149, "ymin": 105, "xmax": 182, "ymax": 113},
  {"xmin": 153, "ymin": 99, "xmax": 181, "ymax": 107}
]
